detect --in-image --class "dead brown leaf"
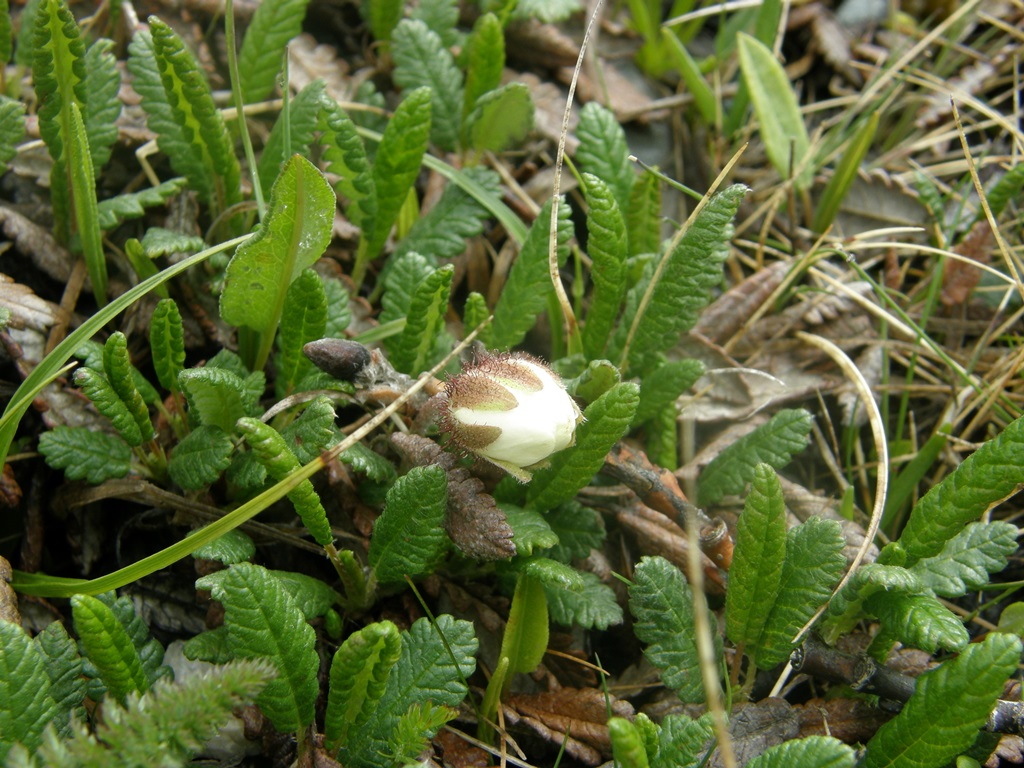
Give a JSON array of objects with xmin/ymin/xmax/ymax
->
[
  {"xmin": 941, "ymin": 219, "xmax": 993, "ymax": 308},
  {"xmin": 715, "ymin": 699, "xmax": 799, "ymax": 767},
  {"xmin": 1, "ymin": 463, "xmax": 23, "ymax": 508},
  {"xmin": 795, "ymin": 697, "xmax": 890, "ymax": 743},
  {"xmin": 0, "ymin": 554, "xmax": 20, "ymax": 625}
]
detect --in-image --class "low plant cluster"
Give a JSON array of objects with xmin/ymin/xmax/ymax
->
[{"xmin": 0, "ymin": 0, "xmax": 1022, "ymax": 766}]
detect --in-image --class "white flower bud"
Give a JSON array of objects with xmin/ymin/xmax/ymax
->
[{"xmin": 439, "ymin": 352, "xmax": 584, "ymax": 482}]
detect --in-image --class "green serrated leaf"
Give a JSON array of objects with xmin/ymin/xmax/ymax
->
[
  {"xmin": 512, "ymin": 0, "xmax": 581, "ymax": 22},
  {"xmin": 275, "ymin": 269, "xmax": 328, "ymax": 397},
  {"xmin": 613, "ymin": 184, "xmax": 747, "ymax": 377},
  {"xmin": 516, "ymin": 556, "xmax": 585, "ymax": 592},
  {"xmin": 575, "ymin": 102, "xmax": 635, "ymax": 215},
  {"xmin": 238, "ymin": 0, "xmax": 310, "ymax": 103},
  {"xmin": 325, "ymin": 620, "xmax": 402, "ymax": 752},
  {"xmin": 545, "ymin": 570, "xmax": 623, "ymax": 630},
  {"xmin": 392, "ymin": 19, "xmax": 462, "ymax": 151},
  {"xmin": 757, "ymin": 516, "xmax": 846, "ymax": 669},
  {"xmin": 463, "ymin": 13, "xmax": 504, "ymax": 123},
  {"xmin": 726, "ymin": 464, "xmax": 787, "ymax": 656},
  {"xmin": 192, "ymin": 529, "xmax": 255, "ymax": 565},
  {"xmin": 238, "ymin": 418, "xmax": 333, "ymax": 547},
  {"xmin": 582, "ymin": 172, "xmax": 629, "ymax": 361},
  {"xmin": 0, "ymin": 97, "xmax": 26, "ymax": 168},
  {"xmin": 73, "ymin": 366, "xmax": 143, "ymax": 446},
  {"xmin": 909, "ymin": 521, "xmax": 1019, "ymax": 597},
  {"xmin": 96, "ymin": 178, "xmax": 188, "ymax": 230},
  {"xmin": 340, "ymin": 442, "xmax": 397, "ymax": 484},
  {"xmin": 527, "ymin": 381, "xmax": 639, "ymax": 510},
  {"xmin": 221, "ymin": 154, "xmax": 334, "ymax": 371},
  {"xmin": 746, "ymin": 735, "xmax": 856, "ymax": 768},
  {"xmin": 278, "ymin": 395, "xmax": 339, "ymax": 464},
  {"xmin": 322, "ymin": 277, "xmax": 352, "ymax": 339},
  {"xmin": 183, "ymin": 626, "xmax": 233, "ymax": 664},
  {"xmin": 196, "ymin": 563, "xmax": 318, "ymax": 733},
  {"xmin": 411, "ymin": 0, "xmax": 460, "ymax": 47},
  {"xmin": 984, "ymin": 161, "xmax": 1024, "ymax": 220},
  {"xmin": 698, "ymin": 408, "xmax": 813, "ymax": 506},
  {"xmin": 627, "ymin": 167, "xmax": 663, "ymax": 257},
  {"xmin": 0, "ymin": 620, "xmax": 58, "ymax": 762},
  {"xmin": 655, "ymin": 712, "xmax": 716, "ymax": 768},
  {"xmin": 737, "ymin": 34, "xmax": 812, "ymax": 191},
  {"xmin": 319, "ymin": 95, "xmax": 376, "ymax": 231},
  {"xmin": 68, "ymin": 101, "xmax": 107, "ymax": 306},
  {"xmin": 149, "ymin": 299, "xmax": 186, "ymax": 393},
  {"xmin": 634, "ymin": 359, "xmax": 704, "ymax": 425},
  {"xmin": 503, "ymin": 504, "xmax": 558, "ymax": 556},
  {"xmin": 168, "ymin": 424, "xmax": 234, "ymax": 490},
  {"xmin": 362, "ymin": 86, "xmax": 432, "ymax": 265},
  {"xmin": 178, "ymin": 366, "xmax": 250, "ymax": 433},
  {"xmin": 370, "ymin": 465, "xmax": 449, "ymax": 584},
  {"xmin": 865, "ymin": 590, "xmax": 969, "ymax": 654},
  {"xmin": 103, "ymin": 332, "xmax": 155, "ymax": 442},
  {"xmin": 543, "ymin": 502, "xmax": 605, "ymax": 562},
  {"xmin": 269, "ymin": 570, "xmax": 342, "ymax": 619},
  {"xmin": 34, "ymin": 622, "xmax": 86, "ymax": 738},
  {"xmin": 82, "ymin": 38, "xmax": 120, "ymax": 171},
  {"xmin": 147, "ymin": 17, "xmax": 241, "ymax": 211},
  {"xmin": 463, "ymin": 291, "xmax": 491, "ymax": 345},
  {"xmin": 387, "ymin": 264, "xmax": 453, "ymax": 374},
  {"xmin": 139, "ymin": 226, "xmax": 206, "ymax": 258},
  {"xmin": 0, "ymin": 0, "xmax": 10, "ymax": 65},
  {"xmin": 863, "ymin": 633, "xmax": 1021, "ymax": 768},
  {"xmin": 91, "ymin": 592, "xmax": 169, "ymax": 691},
  {"xmin": 629, "ymin": 555, "xmax": 711, "ymax": 703},
  {"xmin": 490, "ymin": 196, "xmax": 574, "ymax": 349},
  {"xmin": 344, "ymin": 615, "xmax": 477, "ymax": 767},
  {"xmin": 71, "ymin": 594, "xmax": 149, "ymax": 702},
  {"xmin": 380, "ymin": 250, "xmax": 436, "ymax": 325},
  {"xmin": 895, "ymin": 414, "xmax": 1024, "ymax": 566},
  {"xmin": 362, "ymin": 0, "xmax": 402, "ymax": 42},
  {"xmin": 610, "ymin": 717, "xmax": 651, "ymax": 768},
  {"xmin": 37, "ymin": 425, "xmax": 132, "ymax": 483},
  {"xmin": 465, "ymin": 82, "xmax": 533, "ymax": 154},
  {"xmin": 258, "ymin": 79, "xmax": 326, "ymax": 193}
]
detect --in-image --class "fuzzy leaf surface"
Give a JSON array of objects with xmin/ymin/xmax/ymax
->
[
  {"xmin": 71, "ymin": 594, "xmax": 149, "ymax": 702},
  {"xmin": 167, "ymin": 425, "xmax": 233, "ymax": 491},
  {"xmin": 370, "ymin": 465, "xmax": 449, "ymax": 584},
  {"xmin": 627, "ymin": 166, "xmax": 663, "ymax": 257},
  {"xmin": 864, "ymin": 591, "xmax": 968, "ymax": 653},
  {"xmin": 896, "ymin": 413, "xmax": 1024, "ymax": 565},
  {"xmin": 757, "ymin": 516, "xmax": 846, "ymax": 668},
  {"xmin": 379, "ymin": 250, "xmax": 436, "ymax": 326},
  {"xmin": 103, "ymin": 332, "xmax": 154, "ymax": 442},
  {"xmin": 275, "ymin": 269, "xmax": 327, "ymax": 396},
  {"xmin": 0, "ymin": 620, "xmax": 58, "ymax": 762},
  {"xmin": 191, "ymin": 529, "xmax": 255, "ymax": 565},
  {"xmin": 68, "ymin": 101, "xmax": 106, "ymax": 305},
  {"xmin": 614, "ymin": 184, "xmax": 746, "ymax": 377},
  {"xmin": 149, "ymin": 299, "xmax": 186, "ymax": 393},
  {"xmin": 345, "ymin": 615, "xmax": 477, "ymax": 768},
  {"xmin": 863, "ymin": 633, "xmax": 1021, "ymax": 768},
  {"xmin": 268, "ymin": 570, "xmax": 341, "ymax": 619},
  {"xmin": 238, "ymin": 0, "xmax": 310, "ymax": 102},
  {"xmin": 465, "ymin": 83, "xmax": 533, "ymax": 154},
  {"xmin": 0, "ymin": 97, "xmax": 26, "ymax": 168},
  {"xmin": 325, "ymin": 621, "xmax": 402, "ymax": 752},
  {"xmin": 545, "ymin": 570, "xmax": 623, "ymax": 630},
  {"xmin": 220, "ymin": 154, "xmax": 334, "ymax": 337},
  {"xmin": 37, "ymin": 426, "xmax": 131, "ymax": 484},
  {"xmin": 73, "ymin": 367, "xmax": 143, "ymax": 446},
  {"xmin": 82, "ymin": 38, "xmax": 120, "ymax": 170},
  {"xmin": 582, "ymin": 173, "xmax": 629, "ymax": 361},
  {"xmin": 490, "ymin": 196, "xmax": 574, "ymax": 349},
  {"xmin": 463, "ymin": 13, "xmax": 503, "ymax": 119},
  {"xmin": 96, "ymin": 178, "xmax": 188, "ymax": 230},
  {"xmin": 387, "ymin": 264, "xmax": 453, "ymax": 374},
  {"xmin": 178, "ymin": 367, "xmax": 250, "ymax": 433},
  {"xmin": 197, "ymin": 563, "xmax": 318, "ymax": 733},
  {"xmin": 319, "ymin": 96, "xmax": 376, "ymax": 230},
  {"xmin": 654, "ymin": 713, "xmax": 715, "ymax": 768},
  {"xmin": 909, "ymin": 521, "xmax": 1019, "ymax": 597},
  {"xmin": 34, "ymin": 622, "xmax": 86, "ymax": 738},
  {"xmin": 575, "ymin": 101, "xmax": 634, "ymax": 214},
  {"xmin": 698, "ymin": 408, "xmax": 813, "ymax": 506},
  {"xmin": 257, "ymin": 79, "xmax": 326, "ymax": 193},
  {"xmin": 139, "ymin": 227, "xmax": 206, "ymax": 258},
  {"xmin": 410, "ymin": 0, "xmax": 460, "ymax": 47},
  {"xmin": 527, "ymin": 382, "xmax": 638, "ymax": 510},
  {"xmin": 504, "ymin": 504, "xmax": 558, "ymax": 557},
  {"xmin": 630, "ymin": 555, "xmax": 710, "ymax": 703},
  {"xmin": 634, "ymin": 359, "xmax": 704, "ymax": 425},
  {"xmin": 726, "ymin": 465, "xmax": 787, "ymax": 655},
  {"xmin": 745, "ymin": 735, "xmax": 856, "ymax": 768},
  {"xmin": 543, "ymin": 502, "xmax": 606, "ymax": 562},
  {"xmin": 392, "ymin": 19, "xmax": 463, "ymax": 151},
  {"xmin": 279, "ymin": 396, "xmax": 339, "ymax": 465}
]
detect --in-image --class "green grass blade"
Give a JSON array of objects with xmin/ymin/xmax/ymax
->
[{"xmin": 812, "ymin": 112, "xmax": 879, "ymax": 233}]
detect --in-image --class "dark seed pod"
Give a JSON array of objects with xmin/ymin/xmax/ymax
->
[{"xmin": 303, "ymin": 339, "xmax": 372, "ymax": 382}]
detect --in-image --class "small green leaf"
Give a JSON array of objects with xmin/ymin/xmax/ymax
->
[
  {"xmin": 0, "ymin": 619, "xmax": 58, "ymax": 762},
  {"xmin": 746, "ymin": 735, "xmax": 856, "ymax": 768},
  {"xmin": 150, "ymin": 299, "xmax": 186, "ymax": 393},
  {"xmin": 582, "ymin": 173, "xmax": 629, "ymax": 361},
  {"xmin": 609, "ymin": 717, "xmax": 651, "ymax": 768},
  {"xmin": 863, "ymin": 633, "xmax": 1021, "ymax": 768},
  {"xmin": 258, "ymin": 79, "xmax": 326, "ymax": 193},
  {"xmin": 500, "ymin": 572, "xmax": 549, "ymax": 675},
  {"xmin": 369, "ymin": 465, "xmax": 449, "ymax": 584},
  {"xmin": 465, "ymin": 83, "xmax": 533, "ymax": 154},
  {"xmin": 463, "ymin": 13, "xmax": 504, "ymax": 121},
  {"xmin": 73, "ymin": 366, "xmax": 143, "ymax": 446},
  {"xmin": 757, "ymin": 516, "xmax": 846, "ymax": 669},
  {"xmin": 545, "ymin": 570, "xmax": 623, "ymax": 630},
  {"xmin": 634, "ymin": 359, "xmax": 704, "ymax": 425},
  {"xmin": 361, "ymin": 0, "xmax": 402, "ymax": 42},
  {"xmin": 268, "ymin": 570, "xmax": 342, "ymax": 619},
  {"xmin": 71, "ymin": 594, "xmax": 149, "ymax": 702},
  {"xmin": 82, "ymin": 38, "xmax": 120, "ymax": 171},
  {"xmin": 410, "ymin": 0, "xmax": 460, "ymax": 47},
  {"xmin": 380, "ymin": 250, "xmax": 436, "ymax": 326},
  {"xmin": 392, "ymin": 19, "xmax": 463, "ymax": 151},
  {"xmin": 504, "ymin": 504, "xmax": 558, "ymax": 556},
  {"xmin": 737, "ymin": 34, "xmax": 812, "ymax": 191},
  {"xmin": 275, "ymin": 269, "xmax": 328, "ymax": 397},
  {"xmin": 325, "ymin": 621, "xmax": 402, "ymax": 752},
  {"xmin": 543, "ymin": 502, "xmax": 605, "ymax": 562},
  {"xmin": 178, "ymin": 367, "xmax": 251, "ymax": 433},
  {"xmin": 139, "ymin": 226, "xmax": 206, "ymax": 258},
  {"xmin": 865, "ymin": 591, "xmax": 969, "ymax": 654},
  {"xmin": 386, "ymin": 702, "xmax": 458, "ymax": 765},
  {"xmin": 37, "ymin": 426, "xmax": 131, "ymax": 483},
  {"xmin": 626, "ymin": 168, "xmax": 663, "ymax": 257},
  {"xmin": 726, "ymin": 465, "xmax": 787, "ymax": 657},
  {"xmin": 512, "ymin": 0, "xmax": 580, "ymax": 22},
  {"xmin": 909, "ymin": 521, "xmax": 1019, "ymax": 597},
  {"xmin": 490, "ymin": 196, "xmax": 574, "ymax": 350},
  {"xmin": 0, "ymin": 97, "xmax": 26, "ymax": 168},
  {"xmin": 237, "ymin": 0, "xmax": 311, "ymax": 103},
  {"xmin": 630, "ymin": 555, "xmax": 712, "ymax": 703},
  {"xmin": 34, "ymin": 622, "xmax": 86, "ymax": 738},
  {"xmin": 575, "ymin": 102, "xmax": 635, "ymax": 215},
  {"xmin": 238, "ymin": 418, "xmax": 333, "ymax": 547},
  {"xmin": 68, "ymin": 101, "xmax": 107, "ymax": 306},
  {"xmin": 167, "ymin": 425, "xmax": 234, "ymax": 490},
  {"xmin": 894, "ymin": 414, "xmax": 1024, "ymax": 566},
  {"xmin": 183, "ymin": 627, "xmax": 232, "ymax": 664},
  {"xmin": 220, "ymin": 154, "xmax": 335, "ymax": 371},
  {"xmin": 527, "ymin": 382, "xmax": 639, "ymax": 511},
  {"xmin": 96, "ymin": 178, "xmax": 188, "ymax": 230},
  {"xmin": 279, "ymin": 395, "xmax": 339, "ymax": 465},
  {"xmin": 319, "ymin": 96, "xmax": 376, "ymax": 230},
  {"xmin": 103, "ymin": 332, "xmax": 155, "ymax": 442},
  {"xmin": 196, "ymin": 563, "xmax": 319, "ymax": 733},
  {"xmin": 192, "ymin": 529, "xmax": 255, "ymax": 565},
  {"xmin": 655, "ymin": 713, "xmax": 716, "ymax": 768},
  {"xmin": 387, "ymin": 264, "xmax": 453, "ymax": 374},
  {"xmin": 463, "ymin": 291, "xmax": 491, "ymax": 344},
  {"xmin": 698, "ymin": 408, "xmax": 813, "ymax": 506}
]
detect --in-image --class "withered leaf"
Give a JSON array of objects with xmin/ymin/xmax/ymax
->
[
  {"xmin": 941, "ymin": 219, "xmax": 993, "ymax": 307},
  {"xmin": 714, "ymin": 698, "xmax": 799, "ymax": 767},
  {"xmin": 795, "ymin": 696, "xmax": 890, "ymax": 744}
]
